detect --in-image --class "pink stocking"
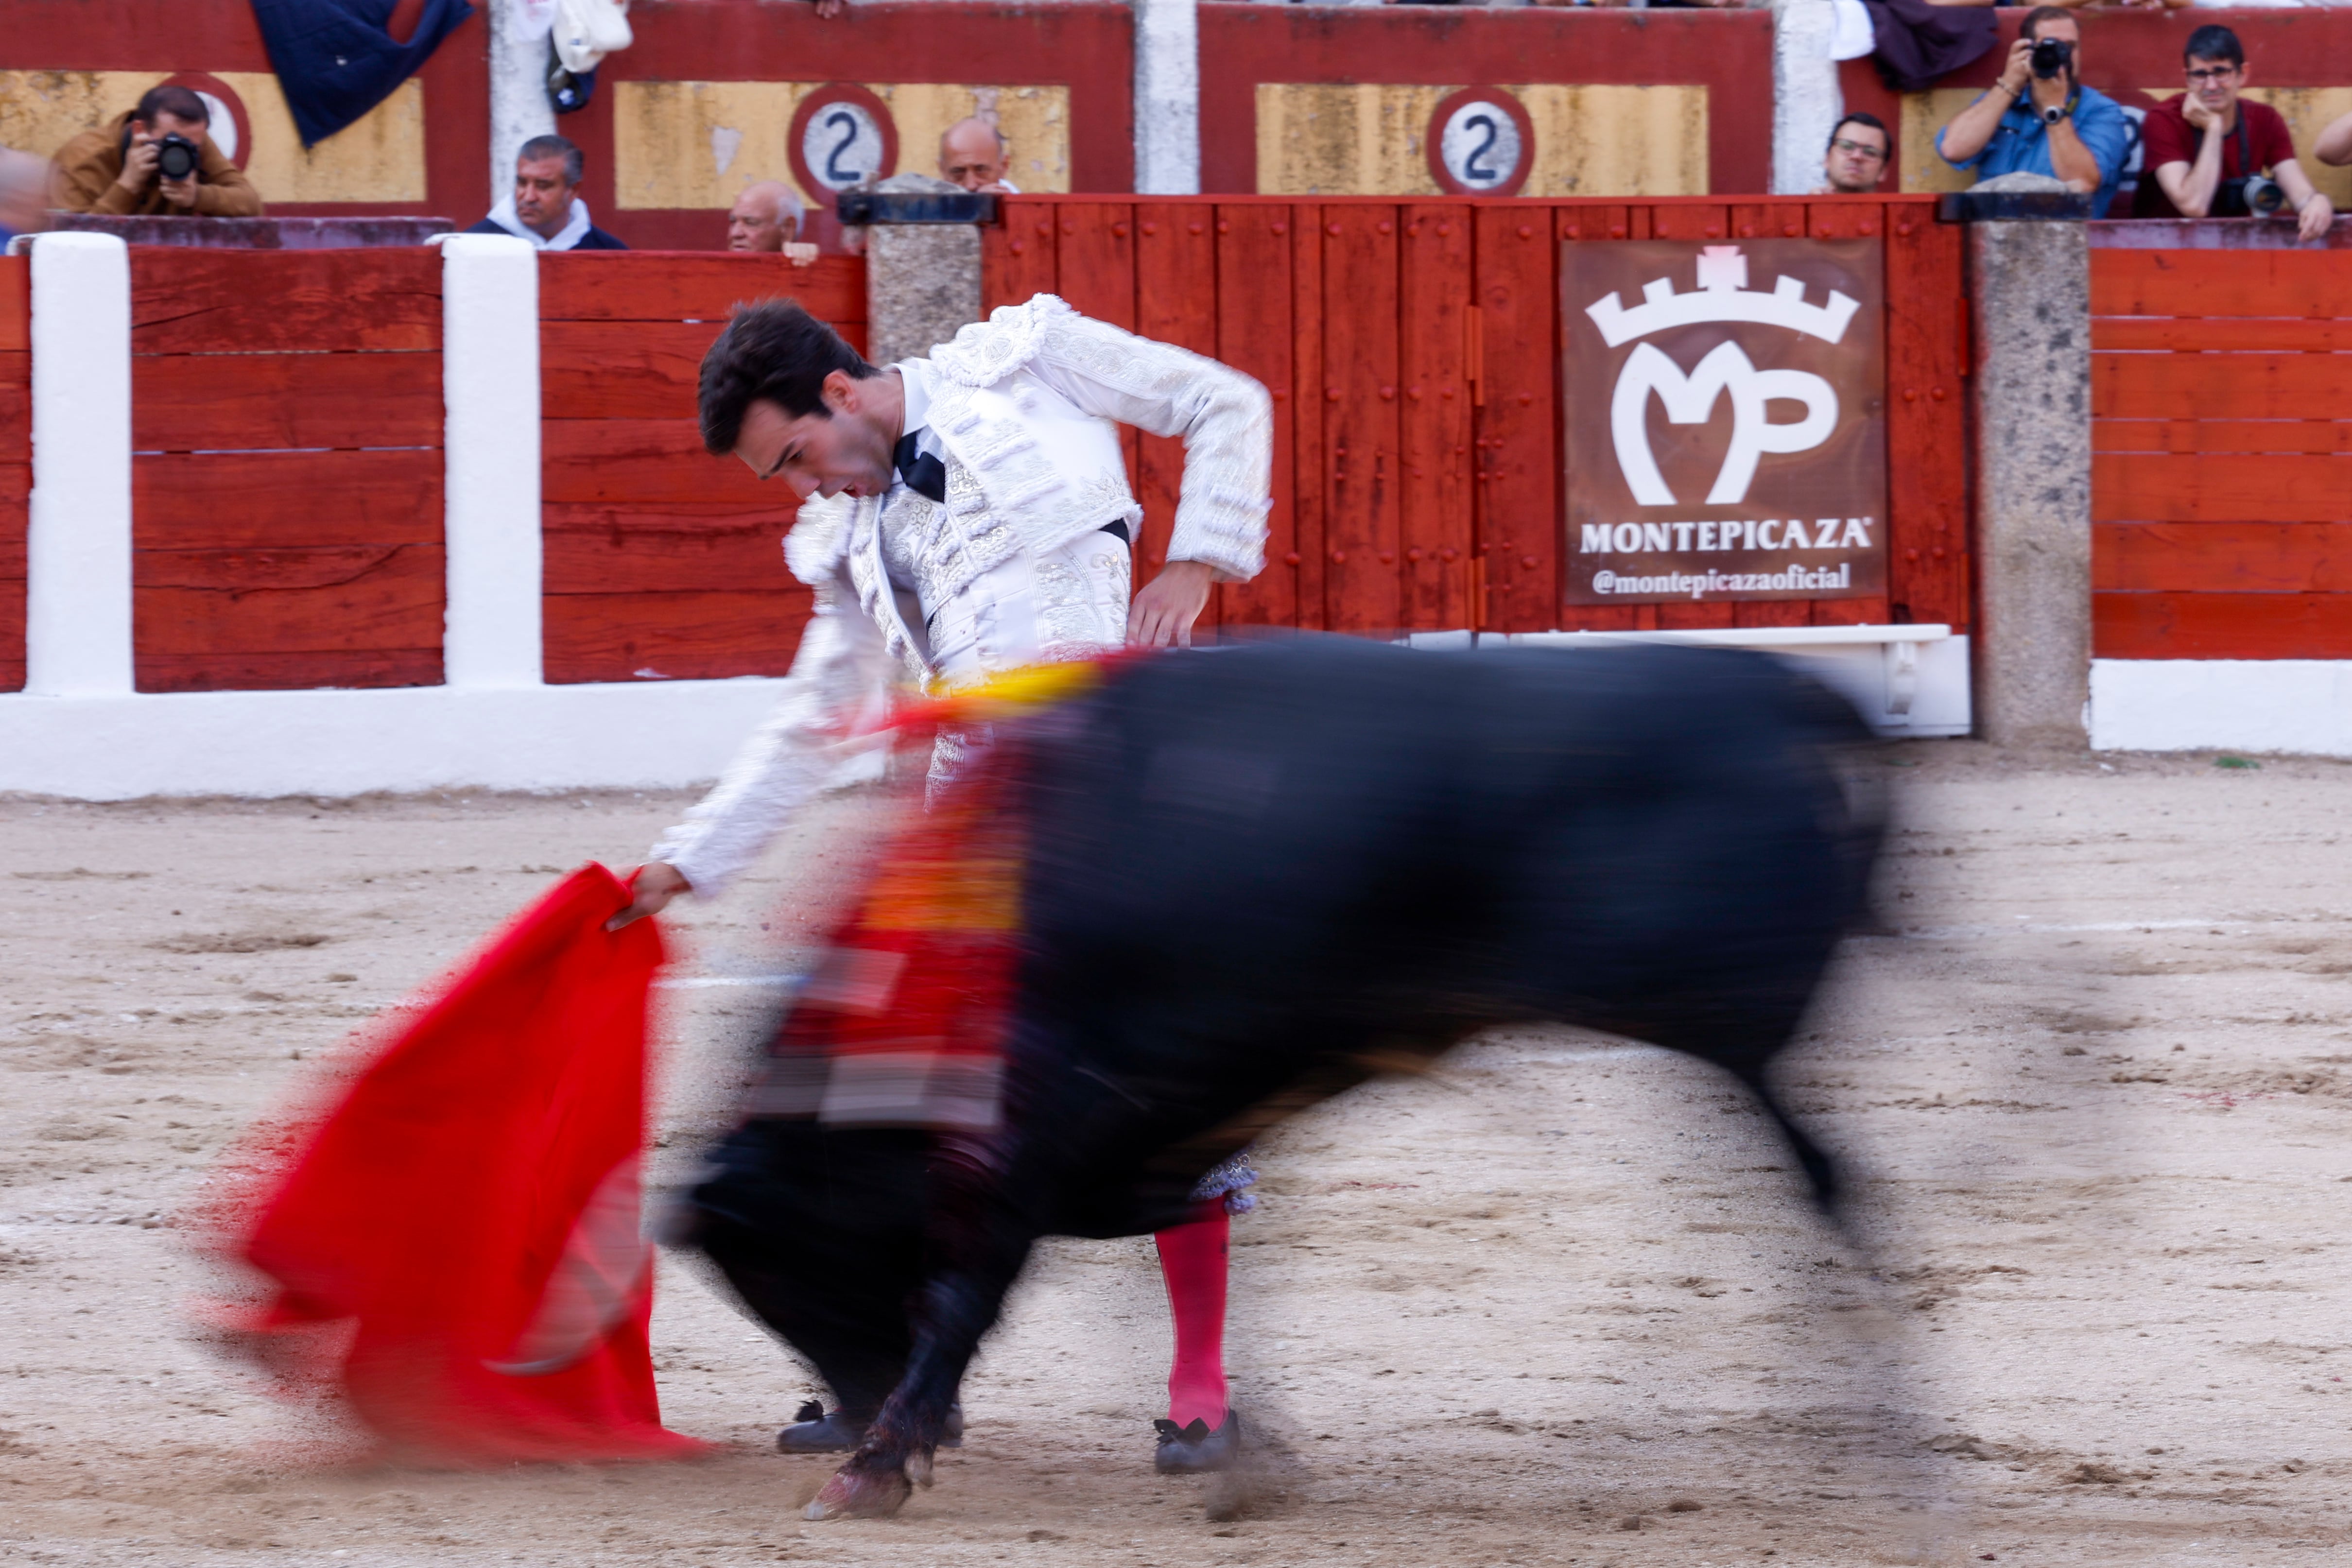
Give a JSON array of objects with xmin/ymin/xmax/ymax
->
[{"xmin": 1153, "ymin": 1200, "xmax": 1231, "ymax": 1430}]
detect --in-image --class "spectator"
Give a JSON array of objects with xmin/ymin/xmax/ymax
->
[
  {"xmin": 1934, "ymin": 6, "xmax": 2129, "ymax": 216},
  {"xmin": 466, "ymin": 135, "xmax": 626, "ymax": 251},
  {"xmin": 1814, "ymin": 112, "xmax": 1892, "ymax": 194},
  {"xmin": 727, "ymin": 181, "xmax": 803, "ymax": 250},
  {"xmin": 2312, "ymin": 104, "xmax": 2352, "ymax": 171},
  {"xmin": 2133, "ymin": 24, "xmax": 2335, "ymax": 242},
  {"xmin": 49, "ymin": 85, "xmax": 263, "ymax": 218},
  {"xmin": 939, "ymin": 117, "xmax": 1018, "ymax": 194}
]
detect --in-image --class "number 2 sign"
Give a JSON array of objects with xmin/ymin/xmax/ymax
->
[
  {"xmin": 788, "ymin": 84, "xmax": 900, "ymax": 198},
  {"xmin": 1426, "ymin": 88, "xmax": 1534, "ymax": 198}
]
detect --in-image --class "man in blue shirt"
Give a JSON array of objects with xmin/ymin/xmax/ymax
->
[{"xmin": 1936, "ymin": 6, "xmax": 2130, "ymax": 217}]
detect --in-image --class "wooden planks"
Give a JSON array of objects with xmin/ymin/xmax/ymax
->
[
  {"xmin": 2092, "ymin": 249, "xmax": 2352, "ymax": 322},
  {"xmin": 2093, "ymin": 351, "xmax": 2352, "ymax": 422},
  {"xmin": 1474, "ymin": 204, "xmax": 1560, "ymax": 633},
  {"xmin": 2096, "ymin": 522, "xmax": 2352, "ymax": 594},
  {"xmin": 1884, "ymin": 204, "xmax": 1970, "ymax": 631},
  {"xmin": 2094, "ymin": 591, "xmax": 2352, "ymax": 661},
  {"xmin": 133, "ymin": 352, "xmax": 443, "ymax": 452},
  {"xmin": 2089, "ymin": 245, "xmax": 2352, "ymax": 658},
  {"xmin": 2093, "ymin": 453, "xmax": 2351, "ymax": 524},
  {"xmin": 538, "ymin": 253, "xmax": 864, "ymax": 683},
  {"xmin": 537, "ymin": 253, "xmax": 864, "ymax": 327},
  {"xmin": 1214, "ymin": 203, "xmax": 1298, "ymax": 630},
  {"xmin": 1133, "ymin": 202, "xmax": 1219, "ymax": 612},
  {"xmin": 971, "ymin": 195, "xmax": 1963, "ymax": 642},
  {"xmin": 0, "ymin": 254, "xmax": 23, "ymax": 690},
  {"xmin": 130, "ymin": 248, "xmax": 441, "ymax": 354},
  {"xmin": 130, "ymin": 249, "xmax": 445, "ymax": 692},
  {"xmin": 1398, "ymin": 204, "xmax": 1473, "ymax": 632},
  {"xmin": 983, "ymin": 206, "xmax": 1059, "ymax": 316},
  {"xmin": 1320, "ymin": 205, "xmax": 1402, "ymax": 633}
]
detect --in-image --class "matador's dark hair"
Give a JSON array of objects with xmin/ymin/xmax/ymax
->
[{"xmin": 697, "ymin": 298, "xmax": 881, "ymax": 455}]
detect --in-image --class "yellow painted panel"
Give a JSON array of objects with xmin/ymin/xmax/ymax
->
[
  {"xmin": 0, "ymin": 68, "xmax": 423, "ymax": 204},
  {"xmin": 613, "ymin": 80, "xmax": 1071, "ymax": 211},
  {"xmin": 214, "ymin": 71, "xmax": 424, "ymax": 204},
  {"xmin": 1517, "ymin": 85, "xmax": 1707, "ymax": 198},
  {"xmin": 1253, "ymin": 83, "xmax": 1445, "ymax": 198},
  {"xmin": 1254, "ymin": 83, "xmax": 1707, "ymax": 198},
  {"xmin": 0, "ymin": 70, "xmax": 143, "ymax": 159},
  {"xmin": 1898, "ymin": 89, "xmax": 1985, "ymax": 195}
]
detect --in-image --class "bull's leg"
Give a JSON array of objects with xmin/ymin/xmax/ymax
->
[
  {"xmin": 1737, "ymin": 1069, "xmax": 1842, "ymax": 1218},
  {"xmin": 805, "ymin": 1198, "xmax": 1041, "ymax": 1520}
]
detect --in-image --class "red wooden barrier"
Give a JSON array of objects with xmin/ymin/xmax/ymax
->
[
  {"xmin": 538, "ymin": 253, "xmax": 864, "ymax": 684},
  {"xmin": 2091, "ymin": 247, "xmax": 2352, "ymax": 660},
  {"xmin": 0, "ymin": 257, "xmax": 25, "ymax": 692},
  {"xmin": 985, "ymin": 194, "xmax": 1970, "ymax": 636},
  {"xmin": 130, "ymin": 248, "xmax": 445, "ymax": 692}
]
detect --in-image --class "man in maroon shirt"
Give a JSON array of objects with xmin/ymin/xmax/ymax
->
[{"xmin": 2133, "ymin": 23, "xmax": 2335, "ymax": 241}]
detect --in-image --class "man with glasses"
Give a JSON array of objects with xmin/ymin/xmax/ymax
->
[
  {"xmin": 1815, "ymin": 112, "xmax": 1891, "ymax": 195},
  {"xmin": 2132, "ymin": 23, "xmax": 2334, "ymax": 242},
  {"xmin": 1935, "ymin": 6, "xmax": 2128, "ymax": 217}
]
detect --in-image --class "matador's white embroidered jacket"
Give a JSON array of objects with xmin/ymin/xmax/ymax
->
[{"xmin": 650, "ymin": 293, "xmax": 1274, "ymax": 896}]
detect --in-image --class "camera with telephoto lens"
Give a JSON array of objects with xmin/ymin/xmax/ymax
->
[
  {"xmin": 153, "ymin": 133, "xmax": 200, "ymax": 182},
  {"xmin": 2240, "ymin": 173, "xmax": 2291, "ymax": 217},
  {"xmin": 2029, "ymin": 36, "xmax": 2074, "ymax": 80}
]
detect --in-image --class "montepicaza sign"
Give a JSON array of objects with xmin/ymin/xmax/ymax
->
[{"xmin": 1561, "ymin": 240, "xmax": 1886, "ymax": 605}]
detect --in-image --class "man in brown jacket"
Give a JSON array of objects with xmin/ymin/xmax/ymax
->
[{"xmin": 51, "ymin": 85, "xmax": 263, "ymax": 218}]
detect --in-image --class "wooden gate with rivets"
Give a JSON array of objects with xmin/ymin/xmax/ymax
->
[{"xmin": 982, "ymin": 194, "xmax": 1970, "ymax": 639}]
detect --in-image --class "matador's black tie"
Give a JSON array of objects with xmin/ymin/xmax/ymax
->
[{"xmin": 892, "ymin": 432, "xmax": 947, "ymax": 503}]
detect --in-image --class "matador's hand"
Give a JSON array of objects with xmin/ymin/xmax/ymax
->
[
  {"xmin": 607, "ymin": 861, "xmax": 690, "ymax": 930},
  {"xmin": 1128, "ymin": 560, "xmax": 1214, "ymax": 649}
]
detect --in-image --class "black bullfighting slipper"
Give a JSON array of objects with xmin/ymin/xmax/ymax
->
[
  {"xmin": 777, "ymin": 1401, "xmax": 865, "ymax": 1453},
  {"xmin": 1152, "ymin": 1410, "xmax": 1241, "ymax": 1474},
  {"xmin": 777, "ymin": 1401, "xmax": 965, "ymax": 1454}
]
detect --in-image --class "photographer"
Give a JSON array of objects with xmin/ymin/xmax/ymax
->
[
  {"xmin": 1935, "ymin": 7, "xmax": 2128, "ymax": 217},
  {"xmin": 2132, "ymin": 24, "xmax": 2333, "ymax": 242},
  {"xmin": 51, "ymin": 85, "xmax": 262, "ymax": 218}
]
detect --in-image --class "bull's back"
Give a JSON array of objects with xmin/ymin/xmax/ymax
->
[{"xmin": 1017, "ymin": 638, "xmax": 1866, "ymax": 1050}]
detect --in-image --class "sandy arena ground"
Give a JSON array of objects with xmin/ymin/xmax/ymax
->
[{"xmin": 5, "ymin": 740, "xmax": 2352, "ymax": 1567}]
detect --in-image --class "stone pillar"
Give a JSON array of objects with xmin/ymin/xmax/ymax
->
[
  {"xmin": 1964, "ymin": 179, "xmax": 2093, "ymax": 748},
  {"xmin": 489, "ymin": 0, "xmax": 558, "ymax": 214},
  {"xmin": 441, "ymin": 234, "xmax": 545, "ymax": 689},
  {"xmin": 1134, "ymin": 0, "xmax": 1201, "ymax": 195},
  {"xmin": 859, "ymin": 176, "xmax": 987, "ymax": 366},
  {"xmin": 24, "ymin": 232, "xmax": 133, "ymax": 698},
  {"xmin": 1771, "ymin": 0, "xmax": 1841, "ymax": 196}
]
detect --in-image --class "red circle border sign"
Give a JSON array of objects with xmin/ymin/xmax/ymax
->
[
  {"xmin": 163, "ymin": 70, "xmax": 254, "ymax": 172},
  {"xmin": 1425, "ymin": 87, "xmax": 1534, "ymax": 199},
  {"xmin": 787, "ymin": 84, "xmax": 900, "ymax": 204}
]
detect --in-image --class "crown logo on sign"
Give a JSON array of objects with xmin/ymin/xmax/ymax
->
[{"xmin": 1585, "ymin": 246, "xmax": 1861, "ymax": 349}]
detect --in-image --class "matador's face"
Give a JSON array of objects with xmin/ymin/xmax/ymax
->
[{"xmin": 735, "ymin": 375, "xmax": 899, "ymax": 501}]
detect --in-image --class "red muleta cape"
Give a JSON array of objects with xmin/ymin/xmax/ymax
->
[{"xmin": 223, "ymin": 864, "xmax": 707, "ymax": 1464}]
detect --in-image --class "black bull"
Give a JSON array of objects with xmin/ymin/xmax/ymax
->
[{"xmin": 685, "ymin": 638, "xmax": 1881, "ymax": 1517}]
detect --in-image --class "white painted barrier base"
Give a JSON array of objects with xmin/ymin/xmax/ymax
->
[
  {"xmin": 0, "ymin": 680, "xmax": 797, "ymax": 800},
  {"xmin": 2091, "ymin": 659, "xmax": 2352, "ymax": 756},
  {"xmin": 1468, "ymin": 624, "xmax": 1973, "ymax": 738}
]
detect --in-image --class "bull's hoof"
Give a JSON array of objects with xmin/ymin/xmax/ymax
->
[
  {"xmin": 1154, "ymin": 1411, "xmax": 1241, "ymax": 1474},
  {"xmin": 804, "ymin": 1462, "xmax": 913, "ymax": 1520}
]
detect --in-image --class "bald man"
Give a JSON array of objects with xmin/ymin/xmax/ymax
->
[
  {"xmin": 728, "ymin": 181, "xmax": 805, "ymax": 252},
  {"xmin": 938, "ymin": 117, "xmax": 1018, "ymax": 194}
]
